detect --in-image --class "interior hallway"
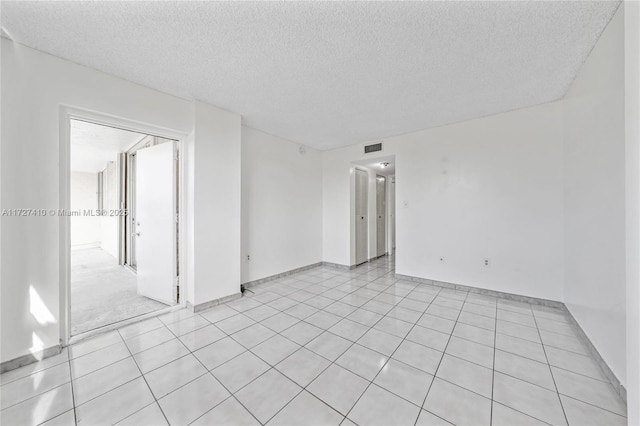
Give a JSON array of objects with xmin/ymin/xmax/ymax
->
[
  {"xmin": 71, "ymin": 248, "xmax": 168, "ymax": 335},
  {"xmin": 1, "ymin": 256, "xmax": 627, "ymax": 425}
]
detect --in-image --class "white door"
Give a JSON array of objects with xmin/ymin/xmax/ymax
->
[
  {"xmin": 135, "ymin": 141, "xmax": 176, "ymax": 305},
  {"xmin": 355, "ymin": 169, "xmax": 368, "ymax": 265},
  {"xmin": 376, "ymin": 175, "xmax": 386, "ymax": 257}
]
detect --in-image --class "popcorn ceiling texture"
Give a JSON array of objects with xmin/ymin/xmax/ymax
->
[{"xmin": 1, "ymin": 1, "xmax": 621, "ymax": 150}]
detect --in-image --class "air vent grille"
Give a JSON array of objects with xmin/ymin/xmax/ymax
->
[{"xmin": 364, "ymin": 142, "xmax": 383, "ymax": 154}]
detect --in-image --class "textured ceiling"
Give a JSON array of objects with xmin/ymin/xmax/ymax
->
[
  {"xmin": 71, "ymin": 120, "xmax": 145, "ymax": 172},
  {"xmin": 2, "ymin": 1, "xmax": 620, "ymax": 150}
]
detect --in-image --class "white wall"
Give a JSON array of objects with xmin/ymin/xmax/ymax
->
[
  {"xmin": 324, "ymin": 101, "xmax": 565, "ymax": 301},
  {"xmin": 562, "ymin": 6, "xmax": 627, "ymax": 387},
  {"xmin": 625, "ymin": 1, "xmax": 640, "ymax": 421},
  {"xmin": 70, "ymin": 172, "xmax": 100, "ymax": 248},
  {"xmin": 190, "ymin": 101, "xmax": 242, "ymax": 306},
  {"xmin": 241, "ymin": 127, "xmax": 322, "ymax": 283},
  {"xmin": 0, "ymin": 40, "xmax": 241, "ymax": 363}
]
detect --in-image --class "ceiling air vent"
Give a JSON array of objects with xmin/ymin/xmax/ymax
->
[{"xmin": 364, "ymin": 142, "xmax": 383, "ymax": 154}]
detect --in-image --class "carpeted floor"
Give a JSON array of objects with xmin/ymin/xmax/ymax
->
[{"xmin": 71, "ymin": 247, "xmax": 169, "ymax": 335}]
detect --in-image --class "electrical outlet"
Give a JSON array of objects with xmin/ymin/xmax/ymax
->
[
  {"xmin": 247, "ymin": 255, "xmax": 250, "ymax": 261},
  {"xmin": 483, "ymin": 258, "xmax": 490, "ymax": 267}
]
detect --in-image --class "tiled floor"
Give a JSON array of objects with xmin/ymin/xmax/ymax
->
[{"xmin": 1, "ymin": 256, "xmax": 628, "ymax": 425}]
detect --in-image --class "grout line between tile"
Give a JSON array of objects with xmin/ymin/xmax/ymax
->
[
  {"xmin": 531, "ymin": 304, "xmax": 570, "ymax": 426},
  {"xmin": 52, "ymin": 256, "xmax": 624, "ymax": 426}
]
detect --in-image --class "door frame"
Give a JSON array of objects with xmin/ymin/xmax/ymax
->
[
  {"xmin": 59, "ymin": 106, "xmax": 187, "ymax": 346},
  {"xmin": 354, "ymin": 167, "xmax": 369, "ymax": 266},
  {"xmin": 376, "ymin": 174, "xmax": 386, "ymax": 258}
]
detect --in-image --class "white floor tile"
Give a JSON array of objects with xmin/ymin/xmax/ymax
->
[
  {"xmin": 2, "ymin": 260, "xmax": 624, "ymax": 426},
  {"xmin": 493, "ymin": 372, "xmax": 567, "ymax": 426},
  {"xmin": 165, "ymin": 315, "xmax": 209, "ymax": 336},
  {"xmin": 346, "ymin": 308, "xmax": 384, "ymax": 327},
  {"xmin": 39, "ymin": 409, "xmax": 76, "ymax": 426},
  {"xmin": 452, "ymin": 322, "xmax": 494, "ymax": 347},
  {"xmin": 235, "ymin": 368, "xmax": 302, "ymax": 424},
  {"xmin": 415, "ymin": 409, "xmax": 453, "ymax": 426},
  {"xmin": 1, "ymin": 362, "xmax": 70, "ymax": 410},
  {"xmin": 261, "ymin": 312, "xmax": 300, "ymax": 333},
  {"xmin": 75, "ymin": 377, "xmax": 154, "ymax": 425},
  {"xmin": 211, "ymin": 351, "xmax": 270, "ymax": 393},
  {"xmin": 307, "ymin": 364, "xmax": 369, "ymax": 416},
  {"xmin": 373, "ymin": 316, "xmax": 413, "ymax": 338},
  {"xmin": 551, "ymin": 367, "xmax": 627, "ymax": 417},
  {"xmin": 199, "ymin": 305, "xmax": 238, "ymax": 324},
  {"xmin": 357, "ymin": 328, "xmax": 402, "ymax": 356},
  {"xmin": 145, "ymin": 354, "xmax": 207, "ymax": 398},
  {"xmin": 116, "ymin": 402, "xmax": 168, "ymax": 426},
  {"xmin": 373, "ymin": 359, "xmax": 433, "ymax": 405},
  {"xmin": 214, "ymin": 314, "xmax": 256, "ymax": 335},
  {"xmin": 232, "ymin": 323, "xmax": 276, "ymax": 349},
  {"xmin": 276, "ymin": 348, "xmax": 330, "ymax": 387},
  {"xmin": 560, "ymin": 394, "xmax": 627, "ymax": 426},
  {"xmin": 491, "ymin": 402, "xmax": 548, "ymax": 426},
  {"xmin": 436, "ymin": 354, "xmax": 493, "ymax": 398},
  {"xmin": 180, "ymin": 325, "xmax": 227, "ymax": 352},
  {"xmin": 133, "ymin": 338, "xmax": 190, "ymax": 374},
  {"xmin": 251, "ymin": 334, "xmax": 301, "ymax": 366},
  {"xmin": 124, "ymin": 326, "xmax": 175, "ymax": 355},
  {"xmin": 117, "ymin": 317, "xmax": 165, "ymax": 340},
  {"xmin": 0, "ymin": 349, "xmax": 69, "ymax": 385},
  {"xmin": 159, "ymin": 373, "xmax": 230, "ymax": 425},
  {"xmin": 495, "ymin": 332, "xmax": 547, "ymax": 363},
  {"xmin": 191, "ymin": 396, "xmax": 259, "ymax": 426},
  {"xmin": 457, "ymin": 311, "xmax": 496, "ymax": 331},
  {"xmin": 157, "ymin": 309, "xmax": 195, "ymax": 325},
  {"xmin": 416, "ymin": 314, "xmax": 456, "ymax": 335},
  {"xmin": 336, "ymin": 344, "xmax": 387, "ymax": 380},
  {"xmin": 305, "ymin": 310, "xmax": 342, "ymax": 329},
  {"xmin": 392, "ymin": 340, "xmax": 443, "ymax": 375},
  {"xmin": 496, "ymin": 320, "xmax": 541, "ymax": 343},
  {"xmin": 305, "ymin": 331, "xmax": 352, "ymax": 361},
  {"xmin": 406, "ymin": 325, "xmax": 450, "ymax": 352},
  {"xmin": 194, "ymin": 337, "xmax": 246, "ymax": 370},
  {"xmin": 0, "ymin": 383, "xmax": 73, "ymax": 426},
  {"xmin": 69, "ymin": 330, "xmax": 123, "ymax": 359},
  {"xmin": 70, "ymin": 341, "xmax": 130, "ymax": 378},
  {"xmin": 267, "ymin": 390, "xmax": 342, "ymax": 426},
  {"xmin": 546, "ymin": 346, "xmax": 608, "ymax": 381},
  {"xmin": 494, "ymin": 349, "xmax": 556, "ymax": 391},
  {"xmin": 423, "ymin": 378, "xmax": 491, "ymax": 426},
  {"xmin": 72, "ymin": 357, "xmax": 140, "ymax": 405},
  {"xmin": 280, "ymin": 321, "xmax": 323, "ymax": 345},
  {"xmin": 348, "ymin": 384, "xmax": 420, "ymax": 426}
]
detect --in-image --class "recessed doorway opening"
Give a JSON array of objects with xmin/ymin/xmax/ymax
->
[
  {"xmin": 350, "ymin": 155, "xmax": 396, "ymax": 267},
  {"xmin": 68, "ymin": 118, "xmax": 181, "ymax": 336}
]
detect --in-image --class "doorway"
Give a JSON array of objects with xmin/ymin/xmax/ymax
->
[
  {"xmin": 376, "ymin": 174, "xmax": 386, "ymax": 257},
  {"xmin": 68, "ymin": 118, "xmax": 181, "ymax": 336},
  {"xmin": 355, "ymin": 168, "xmax": 369, "ymax": 265},
  {"xmin": 351, "ymin": 156, "xmax": 395, "ymax": 267}
]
